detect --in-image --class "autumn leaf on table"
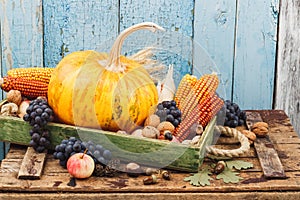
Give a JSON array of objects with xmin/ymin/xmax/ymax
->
[
  {"xmin": 184, "ymin": 167, "xmax": 213, "ymax": 187},
  {"xmin": 225, "ymin": 160, "xmax": 253, "ymax": 170},
  {"xmin": 216, "ymin": 167, "xmax": 243, "ymax": 183}
]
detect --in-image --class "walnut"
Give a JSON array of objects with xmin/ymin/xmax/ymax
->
[
  {"xmin": 241, "ymin": 130, "xmax": 257, "ymax": 145},
  {"xmin": 6, "ymin": 90, "xmax": 22, "ymax": 105},
  {"xmin": 251, "ymin": 122, "xmax": 269, "ymax": 137}
]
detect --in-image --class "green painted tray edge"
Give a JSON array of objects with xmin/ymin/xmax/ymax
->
[{"xmin": 0, "ymin": 116, "xmax": 215, "ymax": 172}]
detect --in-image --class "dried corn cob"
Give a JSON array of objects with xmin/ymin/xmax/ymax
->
[
  {"xmin": 174, "ymin": 103, "xmax": 201, "ymax": 142},
  {"xmin": 0, "ymin": 76, "xmax": 48, "ymax": 98},
  {"xmin": 180, "ymin": 73, "xmax": 219, "ymax": 119},
  {"xmin": 175, "ymin": 93, "xmax": 224, "ymax": 142},
  {"xmin": 198, "ymin": 94, "xmax": 224, "ymax": 127},
  {"xmin": 7, "ymin": 67, "xmax": 54, "ymax": 84},
  {"xmin": 174, "ymin": 74, "xmax": 197, "ymax": 108}
]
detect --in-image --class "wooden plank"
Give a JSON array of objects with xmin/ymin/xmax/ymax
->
[
  {"xmin": 233, "ymin": 0, "xmax": 279, "ymax": 109},
  {"xmin": 0, "ymin": 0, "xmax": 43, "ymax": 161},
  {"xmin": 245, "ymin": 111, "xmax": 263, "ymax": 130},
  {"xmin": 43, "ymin": 0, "xmax": 119, "ymax": 68},
  {"xmin": 254, "ymin": 137, "xmax": 286, "ymax": 179},
  {"xmin": 17, "ymin": 147, "xmax": 47, "ymax": 179},
  {"xmin": 275, "ymin": 0, "xmax": 300, "ymax": 136},
  {"xmin": 0, "ymin": 0, "xmax": 43, "ymax": 71},
  {"xmin": 246, "ymin": 111, "xmax": 286, "ymax": 178},
  {"xmin": 194, "ymin": 0, "xmax": 237, "ymax": 99},
  {"xmin": 0, "ymin": 192, "xmax": 300, "ymax": 200},
  {"xmin": 1, "ymin": 166, "xmax": 300, "ymax": 193},
  {"xmin": 119, "ymin": 0, "xmax": 194, "ymax": 86}
]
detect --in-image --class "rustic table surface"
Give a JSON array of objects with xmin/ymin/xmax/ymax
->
[{"xmin": 0, "ymin": 110, "xmax": 299, "ymax": 200}]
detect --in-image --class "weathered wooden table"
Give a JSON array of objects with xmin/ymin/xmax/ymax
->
[{"xmin": 0, "ymin": 110, "xmax": 299, "ymax": 199}]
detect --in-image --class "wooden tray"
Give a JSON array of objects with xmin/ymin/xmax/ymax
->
[{"xmin": 0, "ymin": 116, "xmax": 216, "ymax": 172}]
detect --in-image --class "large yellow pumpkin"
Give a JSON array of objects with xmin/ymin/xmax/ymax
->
[{"xmin": 48, "ymin": 22, "xmax": 164, "ymax": 132}]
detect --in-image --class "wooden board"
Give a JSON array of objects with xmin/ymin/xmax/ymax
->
[
  {"xmin": 120, "ymin": 0, "xmax": 194, "ymax": 86},
  {"xmin": 254, "ymin": 137, "xmax": 286, "ymax": 178},
  {"xmin": 43, "ymin": 0, "xmax": 119, "ymax": 68},
  {"xmin": 17, "ymin": 147, "xmax": 47, "ymax": 179},
  {"xmin": 246, "ymin": 111, "xmax": 286, "ymax": 178},
  {"xmin": 194, "ymin": 0, "xmax": 236, "ymax": 98},
  {"xmin": 0, "ymin": 110, "xmax": 299, "ymax": 200},
  {"xmin": 275, "ymin": 0, "xmax": 300, "ymax": 136},
  {"xmin": 233, "ymin": 0, "xmax": 279, "ymax": 109}
]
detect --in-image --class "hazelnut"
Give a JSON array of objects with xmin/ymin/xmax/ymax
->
[
  {"xmin": 157, "ymin": 121, "xmax": 175, "ymax": 133},
  {"xmin": 142, "ymin": 126, "xmax": 160, "ymax": 138},
  {"xmin": 241, "ymin": 130, "xmax": 257, "ymax": 145},
  {"xmin": 131, "ymin": 129, "xmax": 144, "ymax": 137}
]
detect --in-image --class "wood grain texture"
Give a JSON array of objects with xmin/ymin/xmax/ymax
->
[
  {"xmin": 233, "ymin": 0, "xmax": 279, "ymax": 109},
  {"xmin": 17, "ymin": 147, "xmax": 47, "ymax": 179},
  {"xmin": 0, "ymin": 0, "xmax": 43, "ymax": 161},
  {"xmin": 0, "ymin": 0, "xmax": 43, "ymax": 71},
  {"xmin": 1, "ymin": 111, "xmax": 300, "ymax": 199},
  {"xmin": 194, "ymin": 0, "xmax": 237, "ymax": 99},
  {"xmin": 275, "ymin": 0, "xmax": 300, "ymax": 136},
  {"xmin": 43, "ymin": 0, "xmax": 119, "ymax": 68},
  {"xmin": 119, "ymin": 0, "xmax": 194, "ymax": 86},
  {"xmin": 0, "ymin": 193, "xmax": 299, "ymax": 200}
]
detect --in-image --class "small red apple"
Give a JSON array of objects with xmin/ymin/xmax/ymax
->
[{"xmin": 67, "ymin": 151, "xmax": 95, "ymax": 179}]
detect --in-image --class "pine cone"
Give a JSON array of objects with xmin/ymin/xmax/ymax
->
[
  {"xmin": 105, "ymin": 159, "xmax": 120, "ymax": 177},
  {"xmin": 93, "ymin": 163, "xmax": 106, "ymax": 177}
]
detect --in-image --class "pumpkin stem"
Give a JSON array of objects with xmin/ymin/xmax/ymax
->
[{"xmin": 106, "ymin": 22, "xmax": 165, "ymax": 73}]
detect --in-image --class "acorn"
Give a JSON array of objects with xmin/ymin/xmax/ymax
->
[
  {"xmin": 143, "ymin": 174, "xmax": 157, "ymax": 185},
  {"xmin": 213, "ymin": 161, "xmax": 226, "ymax": 174},
  {"xmin": 161, "ymin": 170, "xmax": 171, "ymax": 180}
]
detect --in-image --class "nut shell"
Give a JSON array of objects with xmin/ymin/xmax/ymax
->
[
  {"xmin": 252, "ymin": 126, "xmax": 269, "ymax": 137},
  {"xmin": 144, "ymin": 114, "xmax": 161, "ymax": 127},
  {"xmin": 142, "ymin": 126, "xmax": 160, "ymax": 139},
  {"xmin": 241, "ymin": 130, "xmax": 257, "ymax": 144},
  {"xmin": 252, "ymin": 122, "xmax": 269, "ymax": 129},
  {"xmin": 157, "ymin": 121, "xmax": 175, "ymax": 133},
  {"xmin": 131, "ymin": 129, "xmax": 144, "ymax": 137},
  {"xmin": 6, "ymin": 90, "xmax": 22, "ymax": 105}
]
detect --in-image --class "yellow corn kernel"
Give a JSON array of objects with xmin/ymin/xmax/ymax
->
[
  {"xmin": 7, "ymin": 67, "xmax": 54, "ymax": 84},
  {"xmin": 180, "ymin": 73, "xmax": 219, "ymax": 119},
  {"xmin": 174, "ymin": 74, "xmax": 197, "ymax": 109}
]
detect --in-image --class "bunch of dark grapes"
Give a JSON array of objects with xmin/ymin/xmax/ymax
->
[
  {"xmin": 53, "ymin": 137, "xmax": 113, "ymax": 169},
  {"xmin": 222, "ymin": 100, "xmax": 247, "ymax": 127},
  {"xmin": 155, "ymin": 100, "xmax": 182, "ymax": 127},
  {"xmin": 23, "ymin": 98, "xmax": 54, "ymax": 153}
]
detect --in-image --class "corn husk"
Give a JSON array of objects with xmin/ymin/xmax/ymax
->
[{"xmin": 157, "ymin": 65, "xmax": 176, "ymax": 103}]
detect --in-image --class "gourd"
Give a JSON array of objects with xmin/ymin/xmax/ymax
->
[{"xmin": 47, "ymin": 22, "xmax": 164, "ymax": 132}]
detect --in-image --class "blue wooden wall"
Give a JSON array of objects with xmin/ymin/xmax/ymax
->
[{"xmin": 0, "ymin": 0, "xmax": 279, "ymax": 159}]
